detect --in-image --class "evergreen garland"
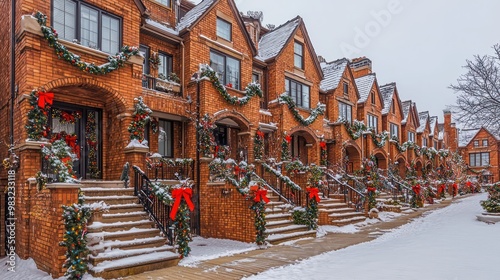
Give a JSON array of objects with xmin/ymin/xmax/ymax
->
[
  {"xmin": 320, "ymin": 141, "xmax": 327, "ymax": 166},
  {"xmin": 278, "ymin": 93, "xmax": 325, "ymax": 126},
  {"xmin": 254, "ymin": 130, "xmax": 265, "ymax": 160},
  {"xmin": 262, "ymin": 163, "xmax": 302, "ymax": 192},
  {"xmin": 197, "ymin": 114, "xmax": 217, "ymax": 157},
  {"xmin": 128, "ymin": 97, "xmax": 153, "ymax": 142},
  {"xmin": 60, "ymin": 196, "xmax": 92, "ymax": 280},
  {"xmin": 120, "ymin": 162, "xmax": 130, "ymax": 187},
  {"xmin": 250, "ymin": 201, "xmax": 267, "ymax": 245},
  {"xmin": 86, "ymin": 111, "xmax": 100, "ymax": 178},
  {"xmin": 39, "ymin": 139, "xmax": 78, "ymax": 188},
  {"xmin": 481, "ymin": 183, "xmax": 500, "ymax": 213},
  {"xmin": 26, "ymin": 89, "xmax": 51, "ymax": 140},
  {"xmin": 200, "ymin": 65, "xmax": 263, "ymax": 106},
  {"xmin": 33, "ymin": 11, "xmax": 140, "ymax": 75},
  {"xmin": 341, "ymin": 119, "xmax": 388, "ymax": 147},
  {"xmin": 173, "ymin": 202, "xmax": 192, "ymax": 258},
  {"xmin": 281, "ymin": 133, "xmax": 291, "ymax": 161}
]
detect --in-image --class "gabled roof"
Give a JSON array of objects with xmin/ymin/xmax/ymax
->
[
  {"xmin": 458, "ymin": 128, "xmax": 480, "ymax": 147},
  {"xmin": 402, "ymin": 100, "xmax": 411, "ymax": 124},
  {"xmin": 429, "ymin": 116, "xmax": 438, "ymax": 135},
  {"xmin": 320, "ymin": 58, "xmax": 349, "ymax": 92},
  {"xmin": 417, "ymin": 111, "xmax": 430, "ymax": 133},
  {"xmin": 256, "ymin": 17, "xmax": 301, "ymax": 61},
  {"xmin": 355, "ymin": 74, "xmax": 377, "ymax": 103},
  {"xmin": 380, "ymin": 83, "xmax": 395, "ymax": 115},
  {"xmin": 177, "ymin": 0, "xmax": 217, "ymax": 31}
]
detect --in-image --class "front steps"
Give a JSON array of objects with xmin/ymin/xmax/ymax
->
[
  {"xmin": 264, "ymin": 194, "xmax": 317, "ymax": 245},
  {"xmin": 81, "ymin": 181, "xmax": 179, "ymax": 279},
  {"xmin": 318, "ymin": 194, "xmax": 367, "ymax": 226}
]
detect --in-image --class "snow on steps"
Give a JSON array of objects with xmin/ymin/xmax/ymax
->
[
  {"xmin": 318, "ymin": 197, "xmax": 367, "ymax": 227},
  {"xmin": 83, "ymin": 181, "xmax": 179, "ymax": 278}
]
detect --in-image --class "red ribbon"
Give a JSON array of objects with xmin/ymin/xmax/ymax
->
[
  {"xmin": 38, "ymin": 92, "xmax": 54, "ymax": 108},
  {"xmin": 438, "ymin": 184, "xmax": 445, "ymax": 194},
  {"xmin": 65, "ymin": 134, "xmax": 77, "ymax": 149},
  {"xmin": 61, "ymin": 157, "xmax": 72, "ymax": 164},
  {"xmin": 61, "ymin": 111, "xmax": 75, "ymax": 122},
  {"xmin": 253, "ymin": 189, "xmax": 270, "ymax": 204},
  {"xmin": 307, "ymin": 187, "xmax": 321, "ymax": 203},
  {"xmin": 256, "ymin": 130, "xmax": 264, "ymax": 138},
  {"xmin": 453, "ymin": 183, "xmax": 458, "ymax": 190},
  {"xmin": 367, "ymin": 187, "xmax": 376, "ymax": 193},
  {"xmin": 285, "ymin": 135, "xmax": 292, "ymax": 143},
  {"xmin": 412, "ymin": 184, "xmax": 421, "ymax": 196},
  {"xmin": 169, "ymin": 188, "xmax": 195, "ymax": 220},
  {"xmin": 214, "ymin": 145, "xmax": 219, "ymax": 157},
  {"xmin": 466, "ymin": 181, "xmax": 472, "ymax": 187},
  {"xmin": 320, "ymin": 141, "xmax": 326, "ymax": 150},
  {"xmin": 234, "ymin": 165, "xmax": 240, "ymax": 175}
]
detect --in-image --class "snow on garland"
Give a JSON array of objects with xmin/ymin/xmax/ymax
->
[
  {"xmin": 199, "ymin": 65, "xmax": 263, "ymax": 106},
  {"xmin": 481, "ymin": 183, "xmax": 500, "ymax": 213},
  {"xmin": 128, "ymin": 97, "xmax": 153, "ymax": 142},
  {"xmin": 281, "ymin": 132, "xmax": 292, "ymax": 161},
  {"xmin": 26, "ymin": 89, "xmax": 52, "ymax": 141},
  {"xmin": 262, "ymin": 162, "xmax": 302, "ymax": 192},
  {"xmin": 340, "ymin": 119, "xmax": 388, "ymax": 148},
  {"xmin": 278, "ymin": 93, "xmax": 326, "ymax": 126},
  {"xmin": 254, "ymin": 130, "xmax": 265, "ymax": 160},
  {"xmin": 197, "ymin": 113, "xmax": 217, "ymax": 157},
  {"xmin": 33, "ymin": 11, "xmax": 140, "ymax": 75},
  {"xmin": 36, "ymin": 139, "xmax": 79, "ymax": 190},
  {"xmin": 390, "ymin": 136, "xmax": 450, "ymax": 158}
]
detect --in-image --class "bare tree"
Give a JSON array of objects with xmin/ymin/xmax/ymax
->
[{"xmin": 451, "ymin": 44, "xmax": 500, "ymax": 134}]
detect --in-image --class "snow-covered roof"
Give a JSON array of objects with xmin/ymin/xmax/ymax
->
[
  {"xmin": 417, "ymin": 111, "xmax": 429, "ymax": 133},
  {"xmin": 177, "ymin": 0, "xmax": 216, "ymax": 32},
  {"xmin": 145, "ymin": 18, "xmax": 179, "ymax": 36},
  {"xmin": 458, "ymin": 128, "xmax": 480, "ymax": 147},
  {"xmin": 320, "ymin": 58, "xmax": 349, "ymax": 92},
  {"xmin": 438, "ymin": 123, "xmax": 445, "ymax": 140},
  {"xmin": 256, "ymin": 17, "xmax": 300, "ymax": 61},
  {"xmin": 355, "ymin": 74, "xmax": 376, "ymax": 104},
  {"xmin": 401, "ymin": 100, "xmax": 411, "ymax": 124},
  {"xmin": 380, "ymin": 83, "xmax": 396, "ymax": 115},
  {"xmin": 429, "ymin": 116, "xmax": 438, "ymax": 135}
]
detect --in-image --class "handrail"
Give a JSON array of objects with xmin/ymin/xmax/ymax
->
[
  {"xmin": 325, "ymin": 170, "xmax": 365, "ymax": 197},
  {"xmin": 251, "ymin": 171, "xmax": 294, "ymax": 205},
  {"xmin": 259, "ymin": 162, "xmax": 306, "ymax": 207},
  {"xmin": 133, "ymin": 165, "xmax": 175, "ymax": 245},
  {"xmin": 325, "ymin": 169, "xmax": 366, "ymax": 212}
]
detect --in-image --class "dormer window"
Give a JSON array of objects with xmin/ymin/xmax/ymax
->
[
  {"xmin": 156, "ymin": 0, "xmax": 171, "ymax": 8},
  {"xmin": 294, "ymin": 41, "xmax": 304, "ymax": 69},
  {"xmin": 53, "ymin": 0, "xmax": 122, "ymax": 54},
  {"xmin": 216, "ymin": 17, "xmax": 232, "ymax": 41}
]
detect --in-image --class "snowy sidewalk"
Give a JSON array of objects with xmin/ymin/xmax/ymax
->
[{"xmin": 123, "ymin": 195, "xmax": 464, "ymax": 280}]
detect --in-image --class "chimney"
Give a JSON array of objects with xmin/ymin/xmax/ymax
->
[
  {"xmin": 443, "ymin": 110, "xmax": 458, "ymax": 152},
  {"xmin": 350, "ymin": 57, "xmax": 372, "ymax": 78},
  {"xmin": 242, "ymin": 11, "xmax": 263, "ymax": 49}
]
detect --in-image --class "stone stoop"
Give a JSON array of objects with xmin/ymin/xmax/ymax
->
[
  {"xmin": 80, "ymin": 181, "xmax": 179, "ymax": 279},
  {"xmin": 318, "ymin": 194, "xmax": 367, "ymax": 227},
  {"xmin": 264, "ymin": 192, "xmax": 316, "ymax": 245}
]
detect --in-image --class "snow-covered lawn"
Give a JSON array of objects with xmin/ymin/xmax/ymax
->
[{"xmin": 246, "ymin": 192, "xmax": 500, "ymax": 280}]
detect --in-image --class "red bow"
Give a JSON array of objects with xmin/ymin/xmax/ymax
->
[
  {"xmin": 367, "ymin": 187, "xmax": 376, "ymax": 193},
  {"xmin": 320, "ymin": 141, "xmax": 327, "ymax": 150},
  {"xmin": 453, "ymin": 183, "xmax": 458, "ymax": 190},
  {"xmin": 285, "ymin": 135, "xmax": 292, "ymax": 143},
  {"xmin": 466, "ymin": 181, "xmax": 472, "ymax": 187},
  {"xmin": 234, "ymin": 165, "xmax": 240, "ymax": 175},
  {"xmin": 412, "ymin": 184, "xmax": 421, "ymax": 195},
  {"xmin": 38, "ymin": 92, "xmax": 54, "ymax": 108},
  {"xmin": 307, "ymin": 187, "xmax": 321, "ymax": 203},
  {"xmin": 438, "ymin": 184, "xmax": 445, "ymax": 194},
  {"xmin": 61, "ymin": 157, "xmax": 72, "ymax": 164},
  {"xmin": 61, "ymin": 111, "xmax": 75, "ymax": 123},
  {"xmin": 169, "ymin": 188, "xmax": 195, "ymax": 220},
  {"xmin": 214, "ymin": 145, "xmax": 219, "ymax": 157},
  {"xmin": 256, "ymin": 130, "xmax": 264, "ymax": 138},
  {"xmin": 65, "ymin": 134, "xmax": 77, "ymax": 148},
  {"xmin": 253, "ymin": 189, "xmax": 270, "ymax": 204}
]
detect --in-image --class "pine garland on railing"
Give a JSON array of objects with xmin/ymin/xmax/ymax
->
[
  {"xmin": 199, "ymin": 65, "xmax": 262, "ymax": 106},
  {"xmin": 262, "ymin": 162, "xmax": 302, "ymax": 191},
  {"xmin": 38, "ymin": 139, "xmax": 79, "ymax": 190},
  {"xmin": 278, "ymin": 93, "xmax": 325, "ymax": 126},
  {"xmin": 33, "ymin": 11, "xmax": 140, "ymax": 75},
  {"xmin": 249, "ymin": 184, "xmax": 269, "ymax": 245}
]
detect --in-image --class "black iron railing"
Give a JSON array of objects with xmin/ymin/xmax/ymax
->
[
  {"xmin": 258, "ymin": 163, "xmax": 305, "ymax": 207},
  {"xmin": 41, "ymin": 157, "xmax": 58, "ymax": 184},
  {"xmin": 133, "ymin": 165, "xmax": 175, "ymax": 245},
  {"xmin": 325, "ymin": 170, "xmax": 366, "ymax": 212}
]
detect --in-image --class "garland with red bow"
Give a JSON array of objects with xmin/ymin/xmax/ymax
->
[
  {"xmin": 52, "ymin": 108, "xmax": 82, "ymax": 124},
  {"xmin": 50, "ymin": 131, "xmax": 80, "ymax": 160},
  {"xmin": 198, "ymin": 113, "xmax": 217, "ymax": 158},
  {"xmin": 86, "ymin": 111, "xmax": 100, "ymax": 179},
  {"xmin": 366, "ymin": 185, "xmax": 377, "ymax": 210},
  {"xmin": 254, "ymin": 130, "xmax": 265, "ymax": 160},
  {"xmin": 305, "ymin": 187, "xmax": 320, "ymax": 230},
  {"xmin": 410, "ymin": 184, "xmax": 423, "ymax": 208},
  {"xmin": 128, "ymin": 97, "xmax": 153, "ymax": 142},
  {"xmin": 281, "ymin": 133, "xmax": 291, "ymax": 161},
  {"xmin": 250, "ymin": 185, "xmax": 269, "ymax": 245},
  {"xmin": 437, "ymin": 184, "xmax": 446, "ymax": 199},
  {"xmin": 320, "ymin": 141, "xmax": 327, "ymax": 166},
  {"xmin": 26, "ymin": 89, "xmax": 53, "ymax": 140},
  {"xmin": 170, "ymin": 187, "xmax": 195, "ymax": 258}
]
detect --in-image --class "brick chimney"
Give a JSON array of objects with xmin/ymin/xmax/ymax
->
[
  {"xmin": 350, "ymin": 57, "xmax": 372, "ymax": 78},
  {"xmin": 443, "ymin": 110, "xmax": 458, "ymax": 152},
  {"xmin": 242, "ymin": 11, "xmax": 263, "ymax": 49}
]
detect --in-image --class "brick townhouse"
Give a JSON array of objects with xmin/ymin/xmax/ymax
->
[{"xmin": 0, "ymin": 0, "xmax": 462, "ymax": 277}]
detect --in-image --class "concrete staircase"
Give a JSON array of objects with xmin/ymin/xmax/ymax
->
[
  {"xmin": 264, "ymin": 192, "xmax": 317, "ymax": 245},
  {"xmin": 81, "ymin": 181, "xmax": 179, "ymax": 279},
  {"xmin": 318, "ymin": 194, "xmax": 367, "ymax": 226}
]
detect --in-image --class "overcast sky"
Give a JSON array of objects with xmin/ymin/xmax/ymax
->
[{"xmin": 192, "ymin": 0, "xmax": 499, "ymax": 123}]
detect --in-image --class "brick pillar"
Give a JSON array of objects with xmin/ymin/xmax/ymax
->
[{"xmin": 124, "ymin": 146, "xmax": 149, "ymax": 174}]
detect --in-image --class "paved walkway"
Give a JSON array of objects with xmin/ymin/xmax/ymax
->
[{"xmin": 124, "ymin": 196, "xmax": 469, "ymax": 280}]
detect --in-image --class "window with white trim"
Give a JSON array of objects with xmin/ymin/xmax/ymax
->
[
  {"xmin": 469, "ymin": 152, "xmax": 489, "ymax": 167},
  {"xmin": 158, "ymin": 52, "xmax": 173, "ymax": 80},
  {"xmin": 53, "ymin": 0, "xmax": 121, "ymax": 54},
  {"xmin": 294, "ymin": 41, "xmax": 304, "ymax": 69},
  {"xmin": 367, "ymin": 114, "xmax": 378, "ymax": 133},
  {"xmin": 423, "ymin": 137, "xmax": 428, "ymax": 147},
  {"xmin": 339, "ymin": 102, "xmax": 352, "ymax": 123},
  {"xmin": 408, "ymin": 131, "xmax": 415, "ymax": 142},
  {"xmin": 285, "ymin": 78, "xmax": 310, "ymax": 108},
  {"xmin": 158, "ymin": 120, "xmax": 173, "ymax": 158},
  {"xmin": 390, "ymin": 123, "xmax": 399, "ymax": 139},
  {"xmin": 216, "ymin": 17, "xmax": 232, "ymax": 41},
  {"xmin": 156, "ymin": 0, "xmax": 171, "ymax": 7}
]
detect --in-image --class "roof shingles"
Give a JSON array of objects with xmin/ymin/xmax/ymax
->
[
  {"xmin": 320, "ymin": 58, "xmax": 349, "ymax": 92},
  {"xmin": 380, "ymin": 83, "xmax": 396, "ymax": 115},
  {"xmin": 355, "ymin": 74, "xmax": 376, "ymax": 104},
  {"xmin": 256, "ymin": 17, "xmax": 301, "ymax": 61}
]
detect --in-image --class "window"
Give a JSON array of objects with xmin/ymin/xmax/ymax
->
[
  {"xmin": 390, "ymin": 123, "xmax": 399, "ymax": 139},
  {"xmin": 285, "ymin": 78, "xmax": 310, "ymax": 108},
  {"xmin": 216, "ymin": 17, "xmax": 232, "ymax": 41},
  {"xmin": 158, "ymin": 120, "xmax": 173, "ymax": 158},
  {"xmin": 469, "ymin": 152, "xmax": 490, "ymax": 167},
  {"xmin": 434, "ymin": 141, "xmax": 438, "ymax": 149},
  {"xmin": 473, "ymin": 140, "xmax": 479, "ymax": 147},
  {"xmin": 367, "ymin": 115, "xmax": 378, "ymax": 133},
  {"xmin": 339, "ymin": 102, "xmax": 352, "ymax": 123},
  {"xmin": 210, "ymin": 50, "xmax": 240, "ymax": 89},
  {"xmin": 139, "ymin": 45, "xmax": 150, "ymax": 74},
  {"xmin": 53, "ymin": 0, "xmax": 121, "ymax": 54},
  {"xmin": 408, "ymin": 131, "xmax": 415, "ymax": 143},
  {"xmin": 371, "ymin": 91, "xmax": 376, "ymax": 104},
  {"xmin": 158, "ymin": 52, "xmax": 173, "ymax": 80},
  {"xmin": 423, "ymin": 138, "xmax": 428, "ymax": 147},
  {"xmin": 156, "ymin": 0, "xmax": 171, "ymax": 7},
  {"xmin": 392, "ymin": 102, "xmax": 395, "ymax": 114},
  {"xmin": 343, "ymin": 82, "xmax": 349, "ymax": 95},
  {"xmin": 482, "ymin": 139, "xmax": 488, "ymax": 146},
  {"xmin": 294, "ymin": 41, "xmax": 304, "ymax": 69},
  {"xmin": 214, "ymin": 126, "xmax": 228, "ymax": 146}
]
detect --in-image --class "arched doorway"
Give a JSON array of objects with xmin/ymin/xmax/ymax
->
[
  {"xmin": 344, "ymin": 145, "xmax": 361, "ymax": 173},
  {"xmin": 289, "ymin": 128, "xmax": 318, "ymax": 165},
  {"xmin": 214, "ymin": 113, "xmax": 250, "ymax": 162},
  {"xmin": 373, "ymin": 152, "xmax": 388, "ymax": 170}
]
